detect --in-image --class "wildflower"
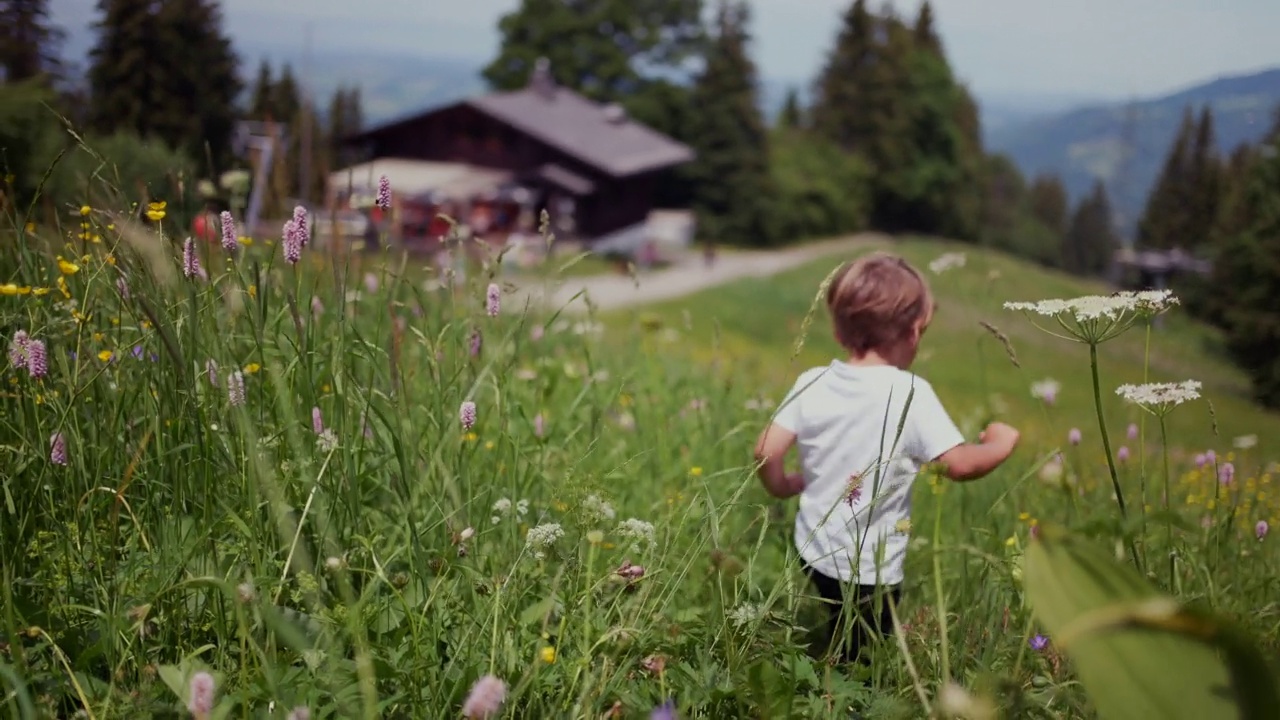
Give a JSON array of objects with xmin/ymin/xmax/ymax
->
[
  {"xmin": 530, "ymin": 325, "xmax": 545, "ymax": 342},
  {"xmin": 56, "ymin": 256, "xmax": 81, "ymax": 275},
  {"xmin": 460, "ymin": 400, "xmax": 477, "ymax": 430},
  {"xmin": 845, "ymin": 474, "xmax": 863, "ymax": 506},
  {"xmin": 651, "ymin": 700, "xmax": 678, "ymax": 720},
  {"xmin": 928, "ymin": 252, "xmax": 966, "ymax": 274},
  {"xmin": 583, "ymin": 494, "xmax": 616, "ymax": 522},
  {"xmin": 1030, "ymin": 379, "xmax": 1060, "ymax": 405},
  {"xmin": 281, "ymin": 220, "xmax": 301, "ymax": 264},
  {"xmin": 1005, "ymin": 290, "xmax": 1178, "ymax": 344},
  {"xmin": 492, "ymin": 498, "xmax": 513, "ymax": 524},
  {"xmin": 525, "ymin": 522, "xmax": 564, "ymax": 559},
  {"xmin": 459, "ymin": 526, "xmax": 475, "ymax": 542},
  {"xmin": 1029, "ymin": 634, "xmax": 1049, "ymax": 651},
  {"xmin": 243, "ymin": 363, "xmax": 261, "ymax": 374},
  {"xmin": 145, "ymin": 201, "xmax": 167, "ymax": 222},
  {"xmin": 1234, "ymin": 434, "xmax": 1258, "ymax": 450},
  {"xmin": 1117, "ymin": 446, "xmax": 1130, "ymax": 463},
  {"xmin": 292, "ymin": 206, "xmax": 310, "ymax": 248},
  {"xmin": 49, "ymin": 432, "xmax": 67, "ymax": 466},
  {"xmin": 98, "ymin": 350, "xmax": 113, "ymax": 362},
  {"xmin": 539, "ymin": 645, "xmax": 557, "ymax": 664},
  {"xmin": 461, "ymin": 674, "xmax": 507, "ymax": 719},
  {"xmin": 8, "ymin": 330, "xmax": 29, "ymax": 368},
  {"xmin": 311, "ymin": 296, "xmax": 324, "ymax": 316},
  {"xmin": 80, "ymin": 205, "xmax": 91, "ymax": 216},
  {"xmin": 187, "ymin": 671, "xmax": 215, "ymax": 718},
  {"xmin": 1258, "ymin": 520, "xmax": 1270, "ymax": 541},
  {"xmin": 236, "ymin": 582, "xmax": 256, "ymax": 604},
  {"xmin": 286, "ymin": 708, "xmax": 310, "ymax": 720},
  {"xmin": 469, "ymin": 328, "xmax": 483, "ymax": 358},
  {"xmin": 1068, "ymin": 428, "xmax": 1082, "ymax": 446},
  {"xmin": 324, "ymin": 556, "xmax": 345, "ymax": 571},
  {"xmin": 617, "ymin": 560, "xmax": 645, "ymax": 580},
  {"xmin": 206, "ymin": 359, "xmax": 218, "ymax": 386},
  {"xmin": 132, "ymin": 345, "xmax": 144, "ymax": 360},
  {"xmin": 1127, "ymin": 423, "xmax": 1139, "ymax": 440},
  {"xmin": 312, "ymin": 406, "xmax": 324, "ymax": 434},
  {"xmin": 219, "ymin": 211, "xmax": 238, "ymax": 252},
  {"xmin": 516, "ymin": 499, "xmax": 530, "ymax": 516},
  {"xmin": 316, "ymin": 429, "xmax": 339, "ymax": 453},
  {"xmin": 364, "ymin": 272, "xmax": 379, "ymax": 293},
  {"xmin": 1116, "ymin": 380, "xmax": 1202, "ymax": 415},
  {"xmin": 689, "ymin": 466, "xmax": 703, "ymax": 477},
  {"xmin": 116, "ymin": 277, "xmax": 130, "ymax": 299},
  {"xmin": 616, "ymin": 518, "xmax": 656, "ymax": 553},
  {"xmin": 182, "ymin": 238, "xmax": 201, "ymax": 278},
  {"xmin": 485, "ymin": 282, "xmax": 501, "ymax": 317},
  {"xmin": 895, "ymin": 517, "xmax": 912, "ymax": 534},
  {"xmin": 22, "ymin": 338, "xmax": 46, "ymax": 378},
  {"xmin": 533, "ymin": 412, "xmax": 545, "ymax": 438},
  {"xmin": 728, "ymin": 602, "xmax": 765, "ymax": 627},
  {"xmin": 228, "ymin": 371, "xmax": 246, "ymax": 407},
  {"xmin": 376, "ymin": 175, "xmax": 392, "ymax": 210},
  {"xmin": 1194, "ymin": 453, "xmax": 1208, "ymax": 469},
  {"xmin": 1219, "ymin": 462, "xmax": 1235, "ymax": 486},
  {"xmin": 1206, "ymin": 449, "xmax": 1217, "ymax": 465}
]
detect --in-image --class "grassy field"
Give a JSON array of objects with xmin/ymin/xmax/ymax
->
[{"xmin": 2, "ymin": 214, "xmax": 1278, "ymax": 720}]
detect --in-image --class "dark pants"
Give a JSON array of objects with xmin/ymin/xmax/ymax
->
[{"xmin": 803, "ymin": 564, "xmax": 901, "ymax": 663}]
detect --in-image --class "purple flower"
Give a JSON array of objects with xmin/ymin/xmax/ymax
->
[
  {"xmin": 461, "ymin": 674, "xmax": 506, "ymax": 719},
  {"xmin": 183, "ymin": 237, "xmax": 201, "ymax": 278},
  {"xmin": 530, "ymin": 325, "xmax": 544, "ymax": 342},
  {"xmin": 312, "ymin": 406, "xmax": 324, "ymax": 435},
  {"xmin": 1218, "ymin": 462, "xmax": 1235, "ymax": 486},
  {"xmin": 292, "ymin": 205, "xmax": 310, "ymax": 248},
  {"xmin": 49, "ymin": 432, "xmax": 67, "ymax": 466},
  {"xmin": 364, "ymin": 272, "xmax": 379, "ymax": 293},
  {"xmin": 1117, "ymin": 446, "xmax": 1130, "ymax": 463},
  {"xmin": 282, "ymin": 219, "xmax": 301, "ymax": 264},
  {"xmin": 376, "ymin": 175, "xmax": 392, "ymax": 210},
  {"xmin": 469, "ymin": 328, "xmax": 483, "ymax": 358},
  {"xmin": 460, "ymin": 400, "xmax": 477, "ymax": 430},
  {"xmin": 1206, "ymin": 449, "xmax": 1217, "ymax": 465},
  {"xmin": 1194, "ymin": 453, "xmax": 1208, "ymax": 469},
  {"xmin": 650, "ymin": 700, "xmax": 678, "ymax": 720},
  {"xmin": 8, "ymin": 330, "xmax": 29, "ymax": 368},
  {"xmin": 26, "ymin": 339, "xmax": 47, "ymax": 379},
  {"xmin": 486, "ymin": 282, "xmax": 501, "ymax": 317},
  {"xmin": 1029, "ymin": 634, "xmax": 1049, "ymax": 651},
  {"xmin": 533, "ymin": 413, "xmax": 545, "ymax": 438},
  {"xmin": 1127, "ymin": 423, "xmax": 1139, "ymax": 440},
  {"xmin": 228, "ymin": 371, "xmax": 246, "ymax": 407},
  {"xmin": 1067, "ymin": 428, "xmax": 1082, "ymax": 446},
  {"xmin": 187, "ymin": 671, "xmax": 215, "ymax": 718},
  {"xmin": 206, "ymin": 359, "xmax": 218, "ymax": 387},
  {"xmin": 219, "ymin": 210, "xmax": 238, "ymax": 252},
  {"xmin": 132, "ymin": 345, "xmax": 144, "ymax": 360},
  {"xmin": 1258, "ymin": 520, "xmax": 1270, "ymax": 541}
]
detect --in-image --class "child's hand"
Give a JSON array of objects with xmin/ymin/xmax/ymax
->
[
  {"xmin": 785, "ymin": 472, "xmax": 806, "ymax": 495},
  {"xmin": 979, "ymin": 422, "xmax": 1020, "ymax": 452}
]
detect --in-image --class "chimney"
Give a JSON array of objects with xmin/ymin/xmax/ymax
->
[{"xmin": 530, "ymin": 57, "xmax": 555, "ymax": 99}]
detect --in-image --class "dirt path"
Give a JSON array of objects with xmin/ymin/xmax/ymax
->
[{"xmin": 513, "ymin": 233, "xmax": 886, "ymax": 314}]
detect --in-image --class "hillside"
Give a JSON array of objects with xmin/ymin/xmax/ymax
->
[
  {"xmin": 607, "ymin": 237, "xmax": 1280, "ymax": 449},
  {"xmin": 986, "ymin": 68, "xmax": 1280, "ymax": 238}
]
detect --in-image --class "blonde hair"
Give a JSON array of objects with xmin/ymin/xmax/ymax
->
[{"xmin": 825, "ymin": 252, "xmax": 934, "ymax": 357}]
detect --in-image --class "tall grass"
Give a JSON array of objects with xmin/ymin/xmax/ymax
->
[{"xmin": 2, "ymin": 187, "xmax": 1278, "ymax": 719}]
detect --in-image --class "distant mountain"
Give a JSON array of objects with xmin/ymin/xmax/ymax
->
[{"xmin": 986, "ymin": 68, "xmax": 1280, "ymax": 239}]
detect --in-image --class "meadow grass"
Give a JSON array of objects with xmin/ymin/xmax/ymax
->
[{"xmin": 2, "ymin": 205, "xmax": 1278, "ymax": 720}]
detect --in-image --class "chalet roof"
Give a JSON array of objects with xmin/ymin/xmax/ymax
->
[{"xmin": 350, "ymin": 60, "xmax": 694, "ymax": 179}]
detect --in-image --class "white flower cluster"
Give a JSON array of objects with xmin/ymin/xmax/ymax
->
[
  {"xmin": 525, "ymin": 522, "xmax": 564, "ymax": 559},
  {"xmin": 491, "ymin": 497, "xmax": 530, "ymax": 525},
  {"xmin": 582, "ymin": 494, "xmax": 616, "ymax": 523},
  {"xmin": 728, "ymin": 602, "xmax": 766, "ymax": 628},
  {"xmin": 316, "ymin": 429, "xmax": 339, "ymax": 453},
  {"xmin": 1030, "ymin": 379, "xmax": 1060, "ymax": 403},
  {"xmin": 1234, "ymin": 434, "xmax": 1258, "ymax": 450},
  {"xmin": 1115, "ymin": 380, "xmax": 1202, "ymax": 413},
  {"xmin": 928, "ymin": 252, "xmax": 967, "ymax": 275},
  {"xmin": 616, "ymin": 518, "xmax": 656, "ymax": 553},
  {"xmin": 1004, "ymin": 289, "xmax": 1178, "ymax": 322}
]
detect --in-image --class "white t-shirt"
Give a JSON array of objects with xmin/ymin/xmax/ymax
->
[{"xmin": 773, "ymin": 361, "xmax": 965, "ymax": 586}]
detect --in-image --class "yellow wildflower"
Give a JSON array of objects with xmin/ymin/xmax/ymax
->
[
  {"xmin": 1005, "ymin": 536, "xmax": 1017, "ymax": 547},
  {"xmin": 243, "ymin": 363, "xmax": 261, "ymax": 374},
  {"xmin": 105, "ymin": 254, "xmax": 116, "ymax": 265},
  {"xmin": 57, "ymin": 258, "xmax": 80, "ymax": 275},
  {"xmin": 247, "ymin": 285, "xmax": 257, "ymax": 299},
  {"xmin": 80, "ymin": 205, "xmax": 91, "ymax": 216},
  {"xmin": 145, "ymin": 201, "xmax": 166, "ymax": 221},
  {"xmin": 57, "ymin": 276, "xmax": 70, "ymax": 299},
  {"xmin": 0, "ymin": 283, "xmax": 19, "ymax": 295},
  {"xmin": 32, "ymin": 287, "xmax": 49, "ymax": 296},
  {"xmin": 238, "ymin": 236, "xmax": 254, "ymax": 246},
  {"xmin": 464, "ymin": 432, "xmax": 478, "ymax": 443},
  {"xmin": 24, "ymin": 222, "xmax": 35, "ymax": 233},
  {"xmin": 895, "ymin": 518, "xmax": 912, "ymax": 534},
  {"xmin": 98, "ymin": 350, "xmax": 113, "ymax": 362},
  {"xmin": 1018, "ymin": 512, "xmax": 1030, "ymax": 521},
  {"xmin": 93, "ymin": 332, "xmax": 104, "ymax": 342},
  {"xmin": 539, "ymin": 646, "xmax": 556, "ymax": 664},
  {"xmin": 689, "ymin": 466, "xmax": 703, "ymax": 478},
  {"xmin": 484, "ymin": 440, "xmax": 495, "ymax": 450}
]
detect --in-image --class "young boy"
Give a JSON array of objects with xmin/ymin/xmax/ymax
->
[{"xmin": 753, "ymin": 252, "xmax": 1019, "ymax": 663}]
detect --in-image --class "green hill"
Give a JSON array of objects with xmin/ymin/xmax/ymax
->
[{"xmin": 609, "ymin": 237, "xmax": 1280, "ymax": 453}]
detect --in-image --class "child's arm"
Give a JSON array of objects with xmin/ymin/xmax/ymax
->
[
  {"xmin": 934, "ymin": 422, "xmax": 1020, "ymax": 481},
  {"xmin": 754, "ymin": 423, "xmax": 803, "ymax": 498}
]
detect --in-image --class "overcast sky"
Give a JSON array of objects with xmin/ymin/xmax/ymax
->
[{"xmin": 51, "ymin": 0, "xmax": 1280, "ymax": 102}]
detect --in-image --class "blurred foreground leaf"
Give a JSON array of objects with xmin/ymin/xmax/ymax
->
[{"xmin": 1024, "ymin": 526, "xmax": 1280, "ymax": 719}]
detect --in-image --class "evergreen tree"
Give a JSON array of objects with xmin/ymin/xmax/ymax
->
[
  {"xmin": 482, "ymin": 0, "xmax": 703, "ymax": 139},
  {"xmin": 88, "ymin": 0, "xmax": 240, "ymax": 171},
  {"xmin": 1185, "ymin": 105, "xmax": 1223, "ymax": 245},
  {"xmin": 685, "ymin": 0, "xmax": 775, "ymax": 246},
  {"xmin": 912, "ymin": 0, "xmax": 943, "ymax": 56},
  {"xmin": 1062, "ymin": 180, "xmax": 1118, "ymax": 276},
  {"xmin": 271, "ymin": 64, "xmax": 301, "ymax": 125},
  {"xmin": 328, "ymin": 85, "xmax": 363, "ymax": 170},
  {"xmin": 778, "ymin": 87, "xmax": 803, "ymax": 129},
  {"xmin": 1137, "ymin": 107, "xmax": 1196, "ymax": 249},
  {"xmin": 1212, "ymin": 113, "xmax": 1280, "ymax": 407},
  {"xmin": 0, "ymin": 0, "xmax": 64, "ymax": 82},
  {"xmin": 249, "ymin": 60, "xmax": 274, "ymax": 118},
  {"xmin": 1028, "ymin": 174, "xmax": 1068, "ymax": 236},
  {"xmin": 810, "ymin": 0, "xmax": 877, "ymax": 152}
]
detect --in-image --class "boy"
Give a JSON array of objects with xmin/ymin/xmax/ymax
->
[{"xmin": 753, "ymin": 252, "xmax": 1019, "ymax": 663}]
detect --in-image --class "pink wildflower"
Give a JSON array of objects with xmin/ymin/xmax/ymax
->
[
  {"xmin": 1258, "ymin": 520, "xmax": 1270, "ymax": 541},
  {"xmin": 25, "ymin": 339, "xmax": 47, "ymax": 379},
  {"xmin": 1067, "ymin": 428, "xmax": 1082, "ymax": 446},
  {"xmin": 282, "ymin": 219, "xmax": 301, "ymax": 264},
  {"xmin": 228, "ymin": 371, "xmax": 246, "ymax": 407},
  {"xmin": 187, "ymin": 671, "xmax": 215, "ymax": 718},
  {"xmin": 183, "ymin": 237, "xmax": 201, "ymax": 278},
  {"xmin": 469, "ymin": 328, "xmax": 482, "ymax": 358},
  {"xmin": 292, "ymin": 206, "xmax": 310, "ymax": 248},
  {"xmin": 8, "ymin": 330, "xmax": 28, "ymax": 368},
  {"xmin": 486, "ymin": 282, "xmax": 501, "ymax": 317},
  {"xmin": 205, "ymin": 359, "xmax": 218, "ymax": 387},
  {"xmin": 461, "ymin": 674, "xmax": 507, "ymax": 719},
  {"xmin": 460, "ymin": 400, "xmax": 477, "ymax": 430},
  {"xmin": 376, "ymin": 175, "xmax": 392, "ymax": 210},
  {"xmin": 1127, "ymin": 423, "xmax": 1139, "ymax": 440},
  {"xmin": 1117, "ymin": 446, "xmax": 1130, "ymax": 463},
  {"xmin": 533, "ymin": 413, "xmax": 545, "ymax": 438},
  {"xmin": 1218, "ymin": 462, "xmax": 1235, "ymax": 486},
  {"xmin": 219, "ymin": 211, "xmax": 237, "ymax": 252},
  {"xmin": 49, "ymin": 432, "xmax": 67, "ymax": 466},
  {"xmin": 312, "ymin": 406, "xmax": 324, "ymax": 434}
]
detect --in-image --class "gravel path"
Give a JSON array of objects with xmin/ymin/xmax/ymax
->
[{"xmin": 513, "ymin": 233, "xmax": 885, "ymax": 314}]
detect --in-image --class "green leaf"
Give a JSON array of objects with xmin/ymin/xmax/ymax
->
[
  {"xmin": 519, "ymin": 596, "xmax": 557, "ymax": 627},
  {"xmin": 1024, "ymin": 525, "xmax": 1280, "ymax": 719},
  {"xmin": 747, "ymin": 659, "xmax": 794, "ymax": 718},
  {"xmin": 156, "ymin": 664, "xmax": 185, "ymax": 700}
]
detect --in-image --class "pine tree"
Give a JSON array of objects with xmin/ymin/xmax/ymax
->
[
  {"xmin": 1137, "ymin": 108, "xmax": 1196, "ymax": 249},
  {"xmin": 1028, "ymin": 174, "xmax": 1068, "ymax": 236},
  {"xmin": 912, "ymin": 0, "xmax": 943, "ymax": 55},
  {"xmin": 810, "ymin": 0, "xmax": 876, "ymax": 152},
  {"xmin": 1185, "ymin": 105, "xmax": 1222, "ymax": 245},
  {"xmin": 0, "ymin": 0, "xmax": 64, "ymax": 82},
  {"xmin": 328, "ymin": 86, "xmax": 363, "ymax": 170},
  {"xmin": 778, "ymin": 88, "xmax": 803, "ymax": 129},
  {"xmin": 685, "ymin": 0, "xmax": 775, "ymax": 246},
  {"xmin": 1212, "ymin": 112, "xmax": 1280, "ymax": 407},
  {"xmin": 1062, "ymin": 181, "xmax": 1118, "ymax": 276},
  {"xmin": 249, "ymin": 60, "xmax": 274, "ymax": 118}
]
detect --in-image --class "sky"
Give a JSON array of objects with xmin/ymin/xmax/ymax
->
[{"xmin": 50, "ymin": 0, "xmax": 1280, "ymax": 104}]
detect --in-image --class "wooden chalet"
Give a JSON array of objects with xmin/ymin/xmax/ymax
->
[{"xmin": 330, "ymin": 59, "xmax": 695, "ymax": 254}]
